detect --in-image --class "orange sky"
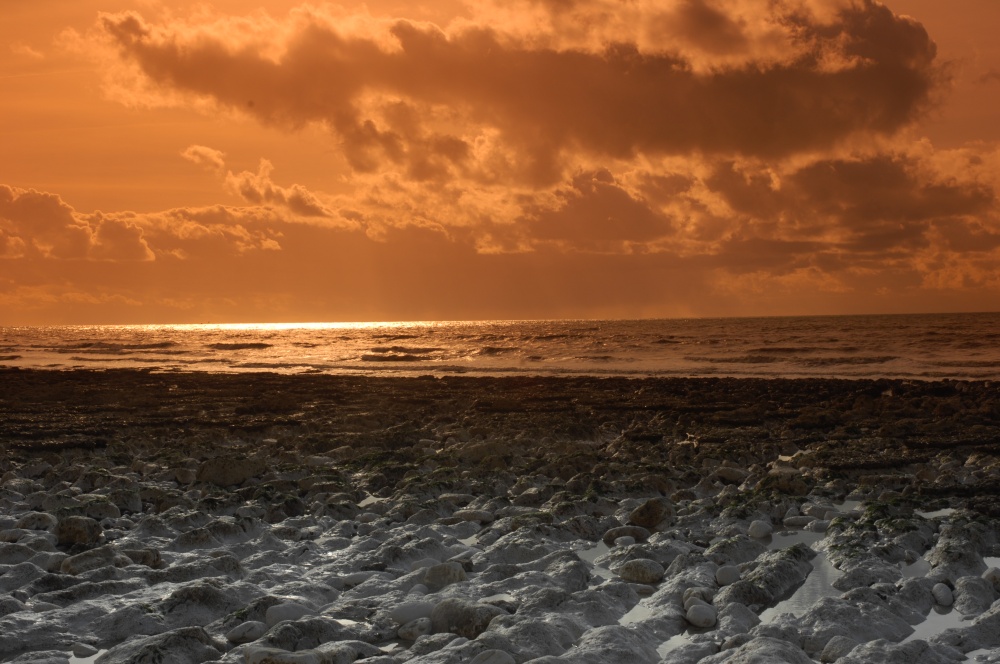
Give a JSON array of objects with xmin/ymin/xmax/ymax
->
[{"xmin": 2, "ymin": 0, "xmax": 999, "ymax": 324}]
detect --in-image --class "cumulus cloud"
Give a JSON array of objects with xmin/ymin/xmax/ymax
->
[
  {"xmin": 181, "ymin": 145, "xmax": 226, "ymax": 172},
  {"xmin": 0, "ymin": 185, "xmax": 153, "ymax": 261},
  {"xmin": 32, "ymin": 0, "xmax": 999, "ymax": 312},
  {"xmin": 0, "ymin": 183, "xmax": 299, "ymax": 262},
  {"xmin": 224, "ymin": 159, "xmax": 333, "ymax": 218},
  {"xmin": 96, "ymin": 0, "xmax": 940, "ymax": 179}
]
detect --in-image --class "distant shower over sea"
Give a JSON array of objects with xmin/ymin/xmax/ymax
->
[{"xmin": 1, "ymin": 313, "xmax": 998, "ymax": 380}]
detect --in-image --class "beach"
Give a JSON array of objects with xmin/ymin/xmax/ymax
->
[{"xmin": 1, "ymin": 369, "xmax": 1000, "ymax": 663}]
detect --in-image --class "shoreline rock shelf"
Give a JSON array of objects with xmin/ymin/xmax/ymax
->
[{"xmin": 1, "ymin": 369, "xmax": 1000, "ymax": 662}]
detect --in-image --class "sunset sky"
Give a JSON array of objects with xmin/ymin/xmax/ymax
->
[{"xmin": 2, "ymin": 0, "xmax": 999, "ymax": 324}]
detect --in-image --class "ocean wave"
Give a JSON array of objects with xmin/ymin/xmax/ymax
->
[
  {"xmin": 0, "ymin": 355, "xmax": 21, "ymax": 361},
  {"xmin": 371, "ymin": 333, "xmax": 423, "ymax": 340},
  {"xmin": 53, "ymin": 341, "xmax": 180, "ymax": 354},
  {"xmin": 206, "ymin": 343, "xmax": 273, "ymax": 350},
  {"xmin": 361, "ymin": 353, "xmax": 429, "ymax": 362},
  {"xmin": 684, "ymin": 355, "xmax": 782, "ymax": 364},
  {"xmin": 477, "ymin": 346, "xmax": 515, "ymax": 356},
  {"xmin": 928, "ymin": 360, "xmax": 1000, "ymax": 368},
  {"xmin": 368, "ymin": 346, "xmax": 442, "ymax": 355},
  {"xmin": 798, "ymin": 356, "xmax": 898, "ymax": 366}
]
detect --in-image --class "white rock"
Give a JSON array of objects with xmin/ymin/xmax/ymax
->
[
  {"xmin": 470, "ymin": 650, "xmax": 517, "ymax": 664},
  {"xmin": 72, "ymin": 643, "xmax": 99, "ymax": 657},
  {"xmin": 397, "ymin": 617, "xmax": 433, "ymax": 641},
  {"xmin": 265, "ymin": 602, "xmax": 315, "ymax": 627},
  {"xmin": 684, "ymin": 596, "xmax": 711, "ymax": 611},
  {"xmin": 245, "ymin": 646, "xmax": 320, "ymax": 664},
  {"xmin": 686, "ymin": 603, "xmax": 717, "ymax": 628},
  {"xmin": 932, "ymin": 582, "xmax": 954, "ymax": 607},
  {"xmin": 390, "ymin": 600, "xmax": 436, "ymax": 625},
  {"xmin": 424, "ymin": 561, "xmax": 468, "ymax": 591},
  {"xmin": 748, "ymin": 520, "xmax": 773, "ymax": 538},
  {"xmin": 783, "ymin": 515, "xmax": 816, "ymax": 528},
  {"xmin": 806, "ymin": 519, "xmax": 830, "ymax": 533},
  {"xmin": 716, "ymin": 565, "xmax": 741, "ymax": 586},
  {"xmin": 819, "ymin": 635, "xmax": 859, "ymax": 663},
  {"xmin": 613, "ymin": 536, "xmax": 636, "ymax": 547},
  {"xmin": 983, "ymin": 567, "xmax": 1000, "ymax": 593},
  {"xmin": 409, "ymin": 557, "xmax": 439, "ymax": 571},
  {"xmin": 225, "ymin": 620, "xmax": 267, "ymax": 644}
]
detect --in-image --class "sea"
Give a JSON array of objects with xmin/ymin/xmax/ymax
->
[{"xmin": 0, "ymin": 312, "xmax": 998, "ymax": 380}]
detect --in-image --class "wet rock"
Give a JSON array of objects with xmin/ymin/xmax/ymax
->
[
  {"xmin": 196, "ymin": 457, "xmax": 267, "ymax": 488},
  {"xmin": 60, "ymin": 544, "xmax": 123, "ymax": 575},
  {"xmin": 430, "ymin": 598, "xmax": 507, "ymax": 638},
  {"xmin": 398, "ymin": 617, "xmax": 433, "ymax": 640},
  {"xmin": 389, "ymin": 599, "xmax": 435, "ymax": 625},
  {"xmin": 453, "ymin": 509, "xmax": 495, "ymax": 524},
  {"xmin": 687, "ymin": 603, "xmax": 718, "ymax": 628},
  {"xmin": 244, "ymin": 646, "xmax": 320, "ymax": 664},
  {"xmin": 747, "ymin": 520, "xmax": 773, "ymax": 539},
  {"xmin": 794, "ymin": 596, "xmax": 914, "ymax": 646},
  {"xmin": 560, "ymin": 624, "xmax": 660, "ymax": 663},
  {"xmin": 95, "ymin": 626, "xmax": 222, "ymax": 664},
  {"xmin": 628, "ymin": 498, "xmax": 674, "ymax": 529},
  {"xmin": 15, "ymin": 512, "xmax": 57, "ymax": 531},
  {"xmin": 0, "ymin": 543, "xmax": 36, "ymax": 565},
  {"xmin": 161, "ymin": 580, "xmax": 247, "ymax": 628},
  {"xmin": 226, "ymin": 620, "xmax": 268, "ymax": 644},
  {"xmin": 706, "ymin": 536, "xmax": 766, "ymax": 566},
  {"xmin": 256, "ymin": 617, "xmax": 359, "ymax": 651},
  {"xmin": 470, "ymin": 650, "xmax": 517, "ymax": 664},
  {"xmin": 983, "ymin": 567, "xmax": 1000, "ymax": 594},
  {"xmin": 817, "ymin": 635, "xmax": 860, "ymax": 663},
  {"xmin": 701, "ymin": 636, "xmax": 813, "ymax": 663},
  {"xmin": 0, "ymin": 597, "xmax": 26, "ymax": 617},
  {"xmin": 716, "ymin": 565, "xmax": 741, "ymax": 586},
  {"xmin": 617, "ymin": 559, "xmax": 664, "ymax": 584},
  {"xmin": 424, "ymin": 561, "xmax": 468, "ymax": 591},
  {"xmin": 932, "ymin": 583, "xmax": 954, "ymax": 607},
  {"xmin": 602, "ymin": 526, "xmax": 650, "ymax": 546},
  {"xmin": 54, "ymin": 516, "xmax": 101, "ymax": 548},
  {"xmin": 837, "ymin": 638, "xmax": 965, "ymax": 664},
  {"xmin": 953, "ymin": 576, "xmax": 995, "ymax": 616},
  {"xmin": 0, "ymin": 562, "xmax": 45, "ymax": 594},
  {"xmin": 265, "ymin": 601, "xmax": 316, "ymax": 627},
  {"xmin": 833, "ymin": 559, "xmax": 901, "ymax": 591}
]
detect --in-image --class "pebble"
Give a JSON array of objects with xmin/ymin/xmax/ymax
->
[
  {"xmin": 748, "ymin": 520, "xmax": 773, "ymax": 538},
  {"xmin": 716, "ymin": 565, "xmax": 741, "ymax": 586},
  {"xmin": 932, "ymin": 582, "xmax": 955, "ymax": 607},
  {"xmin": 686, "ymin": 603, "xmax": 717, "ymax": 628}
]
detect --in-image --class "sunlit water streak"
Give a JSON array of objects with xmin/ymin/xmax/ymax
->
[{"xmin": 1, "ymin": 312, "xmax": 998, "ymax": 379}]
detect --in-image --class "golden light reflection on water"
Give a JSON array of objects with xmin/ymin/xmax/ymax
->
[{"xmin": 139, "ymin": 321, "xmax": 442, "ymax": 332}]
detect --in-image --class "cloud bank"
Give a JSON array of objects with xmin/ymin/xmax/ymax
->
[{"xmin": 5, "ymin": 0, "xmax": 997, "ymax": 322}]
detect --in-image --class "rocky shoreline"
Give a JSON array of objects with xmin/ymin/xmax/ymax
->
[{"xmin": 1, "ymin": 369, "xmax": 999, "ymax": 663}]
